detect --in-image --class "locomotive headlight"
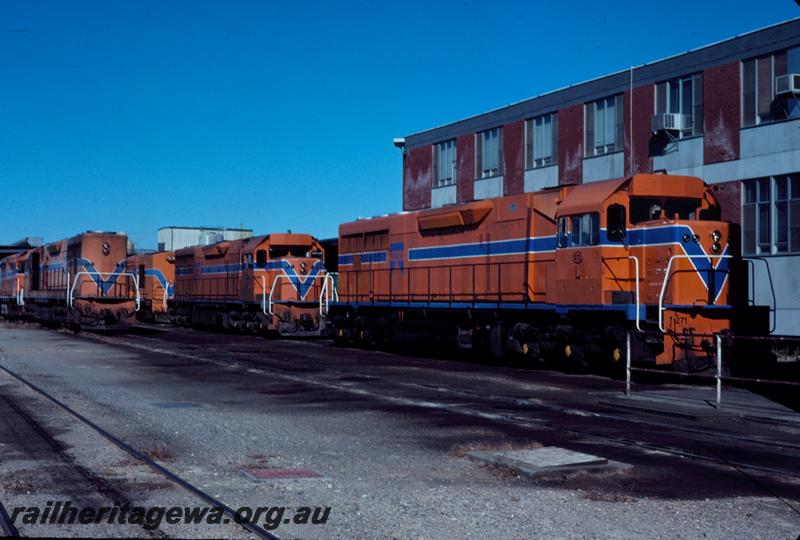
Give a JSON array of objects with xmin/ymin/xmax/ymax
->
[
  {"xmin": 682, "ymin": 234, "xmax": 691, "ymax": 243},
  {"xmin": 711, "ymin": 242, "xmax": 722, "ymax": 254},
  {"xmin": 711, "ymin": 230, "xmax": 722, "ymax": 242},
  {"xmin": 692, "ymin": 234, "xmax": 700, "ymax": 243}
]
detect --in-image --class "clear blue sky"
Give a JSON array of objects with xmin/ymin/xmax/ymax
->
[{"xmin": 1, "ymin": 1, "xmax": 798, "ymax": 248}]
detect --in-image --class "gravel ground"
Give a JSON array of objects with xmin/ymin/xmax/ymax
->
[{"xmin": 0, "ymin": 323, "xmax": 798, "ymax": 539}]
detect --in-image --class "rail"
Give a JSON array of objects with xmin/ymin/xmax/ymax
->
[
  {"xmin": 603, "ymin": 255, "xmax": 641, "ymax": 331},
  {"xmin": 0, "ymin": 360, "xmax": 279, "ymax": 540},
  {"xmin": 68, "ymin": 271, "xmax": 140, "ymax": 312},
  {"xmin": 266, "ymin": 273, "xmax": 336, "ymax": 316},
  {"xmin": 658, "ymin": 254, "xmax": 732, "ymax": 332}
]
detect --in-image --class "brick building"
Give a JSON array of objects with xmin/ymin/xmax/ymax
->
[{"xmin": 400, "ymin": 18, "xmax": 800, "ymax": 335}]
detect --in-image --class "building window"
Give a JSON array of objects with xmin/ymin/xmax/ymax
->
[
  {"xmin": 525, "ymin": 113, "xmax": 558, "ymax": 168},
  {"xmin": 655, "ymin": 73, "xmax": 703, "ymax": 137},
  {"xmin": 585, "ymin": 95, "xmax": 623, "ymax": 157},
  {"xmin": 743, "ymin": 174, "xmax": 800, "ymax": 255},
  {"xmin": 476, "ymin": 127, "xmax": 503, "ymax": 179},
  {"xmin": 433, "ymin": 139, "xmax": 456, "ymax": 188},
  {"xmin": 742, "ymin": 47, "xmax": 800, "ymax": 127}
]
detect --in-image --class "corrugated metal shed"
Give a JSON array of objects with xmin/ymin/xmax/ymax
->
[{"xmin": 157, "ymin": 226, "xmax": 253, "ymax": 251}]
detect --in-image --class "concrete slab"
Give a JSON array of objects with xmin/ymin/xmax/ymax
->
[
  {"xmin": 241, "ymin": 468, "xmax": 321, "ymax": 480},
  {"xmin": 466, "ymin": 447, "xmax": 617, "ymax": 478}
]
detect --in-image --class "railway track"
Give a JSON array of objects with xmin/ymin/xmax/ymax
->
[
  {"xmin": 0, "ymin": 360, "xmax": 280, "ymax": 540},
  {"xmin": 0, "ymin": 498, "xmax": 20, "ymax": 538},
  {"xmin": 89, "ymin": 330, "xmax": 800, "ymax": 483}
]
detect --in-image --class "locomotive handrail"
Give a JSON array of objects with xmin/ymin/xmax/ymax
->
[
  {"xmin": 16, "ymin": 285, "xmax": 24, "ymax": 306},
  {"xmin": 603, "ymin": 255, "xmax": 641, "ymax": 331},
  {"xmin": 260, "ymin": 276, "xmax": 267, "ymax": 315},
  {"xmin": 658, "ymin": 254, "xmax": 732, "ymax": 332},
  {"xmin": 68, "ymin": 271, "xmax": 140, "ymax": 312},
  {"xmin": 162, "ymin": 281, "xmax": 171, "ymax": 311},
  {"xmin": 267, "ymin": 273, "xmax": 335, "ymax": 317},
  {"xmin": 319, "ymin": 273, "xmax": 338, "ymax": 314},
  {"xmin": 742, "ymin": 256, "xmax": 777, "ymax": 334}
]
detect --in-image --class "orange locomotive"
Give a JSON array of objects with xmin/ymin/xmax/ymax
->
[
  {"xmin": 172, "ymin": 233, "xmax": 334, "ymax": 336},
  {"xmin": 126, "ymin": 251, "xmax": 175, "ymax": 322},
  {"xmin": 330, "ymin": 174, "xmax": 768, "ymax": 371},
  {"xmin": 0, "ymin": 251, "xmax": 28, "ymax": 319},
  {"xmin": 0, "ymin": 232, "xmax": 140, "ymax": 329}
]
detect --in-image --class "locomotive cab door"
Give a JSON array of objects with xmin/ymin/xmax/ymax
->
[
  {"xmin": 554, "ymin": 212, "xmax": 603, "ymax": 305},
  {"xmin": 30, "ymin": 252, "xmax": 41, "ymax": 291},
  {"xmin": 240, "ymin": 250, "xmax": 254, "ymax": 302}
]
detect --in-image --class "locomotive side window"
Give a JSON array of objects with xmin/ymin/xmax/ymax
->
[
  {"xmin": 557, "ymin": 217, "xmax": 569, "ymax": 248},
  {"xmin": 558, "ymin": 213, "xmax": 600, "ymax": 247},
  {"xmin": 607, "ymin": 204, "xmax": 627, "ymax": 242},
  {"xmin": 256, "ymin": 250, "xmax": 267, "ymax": 267}
]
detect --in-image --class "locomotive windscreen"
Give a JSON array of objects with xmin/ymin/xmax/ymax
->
[
  {"xmin": 630, "ymin": 197, "xmax": 700, "ymax": 223},
  {"xmin": 269, "ymin": 245, "xmax": 316, "ymax": 258}
]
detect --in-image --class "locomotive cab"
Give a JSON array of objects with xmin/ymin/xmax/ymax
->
[{"xmin": 554, "ymin": 174, "xmax": 751, "ymax": 369}]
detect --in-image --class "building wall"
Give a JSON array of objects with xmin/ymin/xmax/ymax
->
[
  {"xmin": 625, "ymin": 85, "xmax": 654, "ymax": 176},
  {"xmin": 456, "ymin": 134, "xmax": 475, "ymax": 203},
  {"xmin": 703, "ymin": 61, "xmax": 740, "ymax": 164},
  {"xmin": 402, "ymin": 146, "xmax": 432, "ymax": 211},
  {"xmin": 557, "ymin": 104, "xmax": 583, "ymax": 185},
  {"xmin": 503, "ymin": 120, "xmax": 525, "ymax": 195}
]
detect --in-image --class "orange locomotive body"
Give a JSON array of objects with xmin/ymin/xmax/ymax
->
[
  {"xmin": 0, "ymin": 251, "xmax": 28, "ymax": 319},
  {"xmin": 172, "ymin": 233, "xmax": 333, "ymax": 336},
  {"xmin": 0, "ymin": 232, "xmax": 139, "ymax": 329},
  {"xmin": 331, "ymin": 174, "xmax": 768, "ymax": 371},
  {"xmin": 126, "ymin": 251, "xmax": 175, "ymax": 322}
]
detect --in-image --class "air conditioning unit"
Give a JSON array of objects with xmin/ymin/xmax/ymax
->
[
  {"xmin": 775, "ymin": 74, "xmax": 800, "ymax": 95},
  {"xmin": 651, "ymin": 113, "xmax": 690, "ymax": 133}
]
